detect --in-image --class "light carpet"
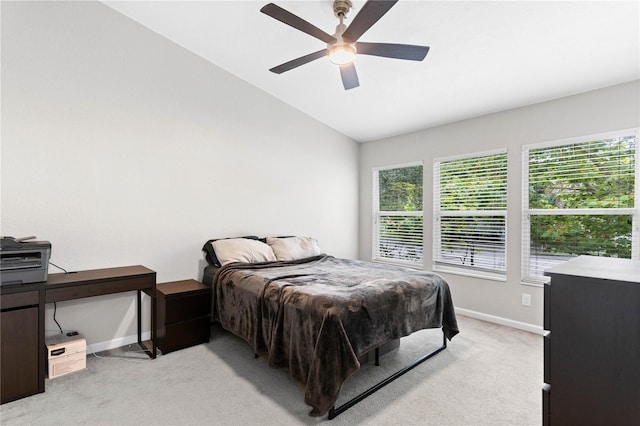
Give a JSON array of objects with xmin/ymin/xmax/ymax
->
[{"xmin": 0, "ymin": 315, "xmax": 542, "ymax": 425}]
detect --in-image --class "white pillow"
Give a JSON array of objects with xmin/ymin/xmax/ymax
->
[
  {"xmin": 266, "ymin": 237, "xmax": 322, "ymax": 261},
  {"xmin": 212, "ymin": 238, "xmax": 276, "ymax": 266}
]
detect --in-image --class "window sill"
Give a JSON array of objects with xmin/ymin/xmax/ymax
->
[
  {"xmin": 520, "ymin": 277, "xmax": 548, "ymax": 287},
  {"xmin": 433, "ymin": 264, "xmax": 507, "ymax": 282}
]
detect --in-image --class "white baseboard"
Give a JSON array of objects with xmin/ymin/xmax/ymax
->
[
  {"xmin": 455, "ymin": 307, "xmax": 545, "ymax": 335},
  {"xmin": 85, "ymin": 332, "xmax": 152, "ymax": 354},
  {"xmin": 85, "ymin": 310, "xmax": 542, "ymax": 353}
]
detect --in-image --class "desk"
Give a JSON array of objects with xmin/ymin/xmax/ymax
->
[
  {"xmin": 47, "ymin": 265, "xmax": 157, "ymax": 358},
  {"xmin": 0, "ymin": 265, "xmax": 156, "ymax": 404}
]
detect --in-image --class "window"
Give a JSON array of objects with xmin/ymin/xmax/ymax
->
[
  {"xmin": 372, "ymin": 162, "xmax": 423, "ymax": 266},
  {"xmin": 433, "ymin": 150, "xmax": 508, "ymax": 278},
  {"xmin": 522, "ymin": 129, "xmax": 639, "ymax": 284}
]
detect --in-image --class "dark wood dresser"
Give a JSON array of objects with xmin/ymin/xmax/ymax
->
[
  {"xmin": 156, "ymin": 279, "xmax": 211, "ymax": 354},
  {"xmin": 543, "ymin": 255, "xmax": 640, "ymax": 426}
]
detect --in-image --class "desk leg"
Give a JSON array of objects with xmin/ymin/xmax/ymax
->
[
  {"xmin": 150, "ymin": 290, "xmax": 156, "ymax": 358},
  {"xmin": 137, "ymin": 289, "xmax": 157, "ymax": 359}
]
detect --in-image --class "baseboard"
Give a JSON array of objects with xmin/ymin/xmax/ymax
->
[
  {"xmin": 85, "ymin": 332, "xmax": 152, "ymax": 354},
  {"xmin": 86, "ymin": 311, "xmax": 541, "ymax": 352},
  {"xmin": 455, "ymin": 307, "xmax": 545, "ymax": 335}
]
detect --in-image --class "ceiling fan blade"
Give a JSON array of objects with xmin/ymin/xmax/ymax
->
[
  {"xmin": 342, "ymin": 0, "xmax": 398, "ymax": 43},
  {"xmin": 260, "ymin": 3, "xmax": 336, "ymax": 44},
  {"xmin": 339, "ymin": 63, "xmax": 360, "ymax": 90},
  {"xmin": 356, "ymin": 42, "xmax": 429, "ymax": 61},
  {"xmin": 269, "ymin": 49, "xmax": 327, "ymax": 74}
]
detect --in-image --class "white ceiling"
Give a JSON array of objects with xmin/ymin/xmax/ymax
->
[{"xmin": 103, "ymin": 1, "xmax": 639, "ymax": 142}]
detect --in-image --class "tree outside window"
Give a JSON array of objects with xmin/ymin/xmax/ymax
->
[
  {"xmin": 523, "ymin": 130, "xmax": 638, "ymax": 282},
  {"xmin": 434, "ymin": 150, "xmax": 508, "ymax": 276},
  {"xmin": 373, "ymin": 163, "xmax": 423, "ymax": 266}
]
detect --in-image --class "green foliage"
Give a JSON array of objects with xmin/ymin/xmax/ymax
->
[
  {"xmin": 529, "ymin": 137, "xmax": 635, "ymax": 209},
  {"xmin": 379, "ymin": 166, "xmax": 423, "ymax": 211},
  {"xmin": 531, "ymin": 215, "xmax": 632, "ymax": 258},
  {"xmin": 529, "ymin": 136, "xmax": 636, "ymax": 259},
  {"xmin": 440, "ymin": 153, "xmax": 508, "ymax": 211},
  {"xmin": 377, "ymin": 165, "xmax": 423, "ymax": 262},
  {"xmin": 437, "ymin": 153, "xmax": 508, "ymax": 267}
]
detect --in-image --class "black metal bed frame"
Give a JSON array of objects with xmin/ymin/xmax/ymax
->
[{"xmin": 327, "ymin": 331, "xmax": 448, "ymax": 420}]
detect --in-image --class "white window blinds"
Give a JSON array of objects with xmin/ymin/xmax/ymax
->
[
  {"xmin": 522, "ymin": 129, "xmax": 639, "ymax": 283},
  {"xmin": 434, "ymin": 150, "xmax": 508, "ymax": 274},
  {"xmin": 372, "ymin": 162, "xmax": 423, "ymax": 266}
]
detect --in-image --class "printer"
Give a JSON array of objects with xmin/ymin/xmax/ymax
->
[{"xmin": 1, "ymin": 236, "xmax": 51, "ymax": 285}]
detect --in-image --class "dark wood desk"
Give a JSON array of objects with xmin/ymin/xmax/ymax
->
[
  {"xmin": 1, "ymin": 265, "xmax": 156, "ymax": 404},
  {"xmin": 47, "ymin": 265, "xmax": 157, "ymax": 358}
]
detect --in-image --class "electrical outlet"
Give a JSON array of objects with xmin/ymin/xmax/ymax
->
[{"xmin": 522, "ymin": 293, "xmax": 532, "ymax": 307}]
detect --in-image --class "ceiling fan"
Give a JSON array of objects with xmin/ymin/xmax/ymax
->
[{"xmin": 260, "ymin": 0, "xmax": 429, "ymax": 90}]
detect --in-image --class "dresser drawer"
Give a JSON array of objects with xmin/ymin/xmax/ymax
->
[
  {"xmin": 542, "ymin": 384, "xmax": 551, "ymax": 426},
  {"xmin": 543, "ymin": 282, "xmax": 550, "ymax": 330},
  {"xmin": 543, "ymin": 331, "xmax": 550, "ymax": 384}
]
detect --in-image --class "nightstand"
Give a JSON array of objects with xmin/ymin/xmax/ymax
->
[{"xmin": 156, "ymin": 279, "xmax": 211, "ymax": 354}]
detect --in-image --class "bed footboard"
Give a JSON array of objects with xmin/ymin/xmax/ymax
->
[{"xmin": 327, "ymin": 330, "xmax": 448, "ymax": 420}]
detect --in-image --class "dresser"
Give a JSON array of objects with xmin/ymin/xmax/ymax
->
[{"xmin": 543, "ymin": 256, "xmax": 640, "ymax": 426}]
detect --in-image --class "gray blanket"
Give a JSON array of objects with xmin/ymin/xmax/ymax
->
[{"xmin": 213, "ymin": 255, "xmax": 459, "ymax": 416}]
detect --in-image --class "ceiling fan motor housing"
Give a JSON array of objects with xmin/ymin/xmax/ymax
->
[{"xmin": 333, "ymin": 0, "xmax": 353, "ymax": 18}]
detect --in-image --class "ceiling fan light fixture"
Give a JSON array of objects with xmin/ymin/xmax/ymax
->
[{"xmin": 328, "ymin": 43, "xmax": 356, "ymax": 65}]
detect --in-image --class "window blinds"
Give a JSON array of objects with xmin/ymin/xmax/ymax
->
[
  {"xmin": 373, "ymin": 163, "xmax": 423, "ymax": 266},
  {"xmin": 523, "ymin": 130, "xmax": 638, "ymax": 282},
  {"xmin": 434, "ymin": 150, "xmax": 508, "ymax": 273}
]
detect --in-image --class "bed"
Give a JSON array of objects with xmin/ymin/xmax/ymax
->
[{"xmin": 201, "ymin": 236, "xmax": 459, "ymax": 418}]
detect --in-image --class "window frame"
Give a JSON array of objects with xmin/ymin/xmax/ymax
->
[
  {"xmin": 521, "ymin": 128, "xmax": 640, "ymax": 285},
  {"xmin": 433, "ymin": 149, "xmax": 508, "ymax": 281},
  {"xmin": 372, "ymin": 161, "xmax": 424, "ymax": 268}
]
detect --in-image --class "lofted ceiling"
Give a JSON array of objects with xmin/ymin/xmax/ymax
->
[{"xmin": 103, "ymin": 1, "xmax": 639, "ymax": 142}]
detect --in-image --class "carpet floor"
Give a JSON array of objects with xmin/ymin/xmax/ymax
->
[{"xmin": 0, "ymin": 315, "xmax": 542, "ymax": 425}]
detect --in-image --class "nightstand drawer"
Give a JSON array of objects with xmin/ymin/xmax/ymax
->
[
  {"xmin": 162, "ymin": 317, "xmax": 210, "ymax": 354},
  {"xmin": 164, "ymin": 293, "xmax": 209, "ymax": 324}
]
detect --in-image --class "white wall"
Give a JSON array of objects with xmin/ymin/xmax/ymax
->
[
  {"xmin": 359, "ymin": 80, "xmax": 640, "ymax": 330},
  {"xmin": 1, "ymin": 1, "xmax": 359, "ymax": 350}
]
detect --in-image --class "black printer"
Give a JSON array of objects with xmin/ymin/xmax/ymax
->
[{"xmin": 1, "ymin": 236, "xmax": 51, "ymax": 285}]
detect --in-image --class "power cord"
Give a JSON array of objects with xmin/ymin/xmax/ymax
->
[
  {"xmin": 53, "ymin": 302, "xmax": 63, "ymax": 334},
  {"xmin": 87, "ymin": 343, "xmax": 147, "ymax": 363},
  {"xmin": 48, "ymin": 262, "xmax": 69, "ymax": 334},
  {"xmin": 49, "ymin": 261, "xmax": 68, "ymax": 273}
]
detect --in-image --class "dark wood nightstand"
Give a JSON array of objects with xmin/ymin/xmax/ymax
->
[{"xmin": 156, "ymin": 279, "xmax": 211, "ymax": 354}]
